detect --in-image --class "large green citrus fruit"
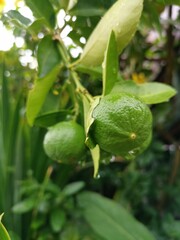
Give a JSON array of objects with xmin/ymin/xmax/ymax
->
[
  {"xmin": 90, "ymin": 93, "xmax": 152, "ymax": 160},
  {"xmin": 43, "ymin": 121, "xmax": 85, "ymax": 163}
]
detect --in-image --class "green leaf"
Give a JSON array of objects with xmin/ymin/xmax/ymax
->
[
  {"xmin": 84, "ymin": 97, "xmax": 100, "ymax": 149},
  {"xmin": 37, "ymin": 35, "xmax": 61, "ymax": 78},
  {"xmin": 74, "ymin": 64, "xmax": 102, "ymax": 79},
  {"xmin": 28, "ymin": 19, "xmax": 46, "ymax": 35},
  {"xmin": 69, "ymin": 0, "xmax": 106, "ymax": 16},
  {"xmin": 62, "ymin": 181, "xmax": 85, "ymax": 196},
  {"xmin": 78, "ymin": 192, "xmax": 155, "ymax": 240},
  {"xmin": 25, "ymin": 0, "xmax": 55, "ymax": 29},
  {"xmin": 111, "ymin": 81, "xmax": 177, "ymax": 104},
  {"xmin": 102, "ymin": 31, "xmax": 118, "ymax": 96},
  {"xmin": 80, "ymin": 0, "xmax": 143, "ymax": 66},
  {"xmin": 0, "ymin": 214, "xmax": 11, "ymax": 240},
  {"xmin": 34, "ymin": 110, "xmax": 70, "ymax": 127},
  {"xmin": 26, "ymin": 65, "xmax": 60, "ymax": 126},
  {"xmin": 50, "ymin": 209, "xmax": 66, "ymax": 232},
  {"xmin": 156, "ymin": 0, "xmax": 180, "ymax": 5},
  {"xmin": 5, "ymin": 10, "xmax": 31, "ymax": 28},
  {"xmin": 165, "ymin": 0, "xmax": 180, "ymax": 4},
  {"xmin": 12, "ymin": 197, "xmax": 36, "ymax": 213},
  {"xmin": 60, "ymin": 0, "xmax": 78, "ymax": 11},
  {"xmin": 144, "ymin": 2, "xmax": 162, "ymax": 34},
  {"xmin": 82, "ymin": 96, "xmax": 101, "ymax": 177},
  {"xmin": 90, "ymin": 145, "xmax": 100, "ymax": 178},
  {"xmin": 70, "ymin": 8, "xmax": 105, "ymax": 17}
]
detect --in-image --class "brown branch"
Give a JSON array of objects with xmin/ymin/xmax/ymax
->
[{"xmin": 164, "ymin": 5, "xmax": 175, "ymax": 84}]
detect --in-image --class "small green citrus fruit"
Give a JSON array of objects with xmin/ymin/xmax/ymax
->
[
  {"xmin": 90, "ymin": 93, "xmax": 152, "ymax": 160},
  {"xmin": 43, "ymin": 121, "xmax": 85, "ymax": 163}
]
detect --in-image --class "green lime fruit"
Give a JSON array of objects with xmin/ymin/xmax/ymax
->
[
  {"xmin": 43, "ymin": 121, "xmax": 86, "ymax": 163},
  {"xmin": 90, "ymin": 93, "xmax": 152, "ymax": 160}
]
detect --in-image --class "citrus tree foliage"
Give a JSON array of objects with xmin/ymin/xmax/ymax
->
[{"xmin": 0, "ymin": 0, "xmax": 180, "ymax": 239}]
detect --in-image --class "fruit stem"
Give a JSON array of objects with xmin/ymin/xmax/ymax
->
[{"xmin": 56, "ymin": 34, "xmax": 93, "ymax": 103}]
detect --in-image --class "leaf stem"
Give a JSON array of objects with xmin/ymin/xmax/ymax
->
[{"xmin": 56, "ymin": 34, "xmax": 93, "ymax": 102}]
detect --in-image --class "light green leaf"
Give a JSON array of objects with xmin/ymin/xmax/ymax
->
[
  {"xmin": 78, "ymin": 192, "xmax": 155, "ymax": 240},
  {"xmin": 26, "ymin": 65, "xmax": 60, "ymax": 126},
  {"xmin": 111, "ymin": 81, "xmax": 177, "ymax": 104},
  {"xmin": 85, "ymin": 97, "xmax": 100, "ymax": 149},
  {"xmin": 37, "ymin": 35, "xmax": 61, "ymax": 78},
  {"xmin": 25, "ymin": 0, "xmax": 55, "ymax": 29},
  {"xmin": 0, "ymin": 214, "xmax": 11, "ymax": 240},
  {"xmin": 80, "ymin": 0, "xmax": 143, "ymax": 66},
  {"xmin": 5, "ymin": 10, "xmax": 31, "ymax": 28},
  {"xmin": 82, "ymin": 95, "xmax": 100, "ymax": 177},
  {"xmin": 102, "ymin": 31, "xmax": 118, "ymax": 96},
  {"xmin": 90, "ymin": 145, "xmax": 100, "ymax": 178},
  {"xmin": 50, "ymin": 209, "xmax": 66, "ymax": 232},
  {"xmin": 12, "ymin": 197, "xmax": 36, "ymax": 213},
  {"xmin": 62, "ymin": 181, "xmax": 85, "ymax": 196}
]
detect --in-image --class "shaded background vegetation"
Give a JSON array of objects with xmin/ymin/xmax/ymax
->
[{"xmin": 0, "ymin": 0, "xmax": 180, "ymax": 239}]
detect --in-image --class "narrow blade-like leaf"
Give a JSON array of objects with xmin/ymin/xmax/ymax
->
[
  {"xmin": 0, "ymin": 214, "xmax": 11, "ymax": 240},
  {"xmin": 102, "ymin": 31, "xmax": 118, "ymax": 96},
  {"xmin": 26, "ymin": 65, "xmax": 60, "ymax": 126}
]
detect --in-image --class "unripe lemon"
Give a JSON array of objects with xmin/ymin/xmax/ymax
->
[
  {"xmin": 43, "ymin": 121, "xmax": 86, "ymax": 163},
  {"xmin": 90, "ymin": 93, "xmax": 152, "ymax": 160}
]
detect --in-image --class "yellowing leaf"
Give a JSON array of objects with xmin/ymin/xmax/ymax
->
[{"xmin": 80, "ymin": 0, "xmax": 143, "ymax": 66}]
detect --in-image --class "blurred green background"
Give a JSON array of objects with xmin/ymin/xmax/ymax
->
[{"xmin": 0, "ymin": 0, "xmax": 180, "ymax": 239}]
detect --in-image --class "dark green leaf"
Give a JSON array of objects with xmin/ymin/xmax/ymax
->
[
  {"xmin": 69, "ymin": 0, "xmax": 108, "ymax": 16},
  {"xmin": 143, "ymin": 2, "xmax": 162, "ymax": 34},
  {"xmin": 74, "ymin": 64, "xmax": 102, "ymax": 79},
  {"xmin": 37, "ymin": 35, "xmax": 61, "ymax": 78},
  {"xmin": 156, "ymin": 0, "xmax": 180, "ymax": 5},
  {"xmin": 50, "ymin": 209, "xmax": 66, "ymax": 232},
  {"xmin": 102, "ymin": 31, "xmax": 118, "ymax": 96},
  {"xmin": 26, "ymin": 65, "xmax": 60, "ymax": 126},
  {"xmin": 34, "ymin": 110, "xmax": 71, "ymax": 127},
  {"xmin": 78, "ymin": 192, "xmax": 155, "ymax": 240},
  {"xmin": 70, "ymin": 8, "xmax": 105, "ymax": 17},
  {"xmin": 25, "ymin": 0, "xmax": 56, "ymax": 29}
]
